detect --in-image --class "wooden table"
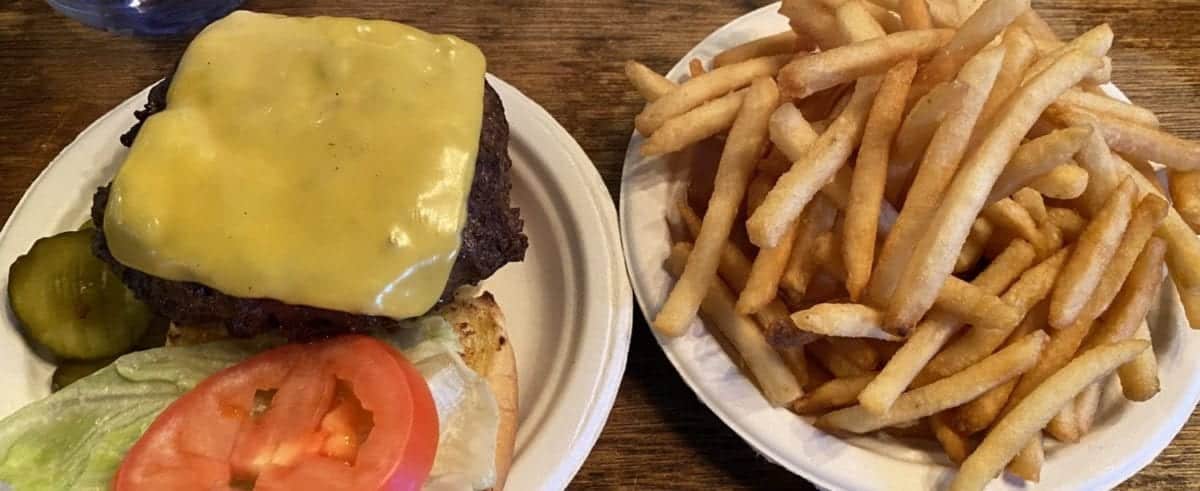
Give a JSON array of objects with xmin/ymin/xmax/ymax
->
[{"xmin": 1, "ymin": 0, "xmax": 1198, "ymax": 488}]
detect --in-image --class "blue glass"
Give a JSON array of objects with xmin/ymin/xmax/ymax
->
[{"xmin": 46, "ymin": 0, "xmax": 245, "ymax": 37}]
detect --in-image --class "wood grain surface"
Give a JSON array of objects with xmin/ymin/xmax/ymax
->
[{"xmin": 1, "ymin": 0, "xmax": 1198, "ymax": 489}]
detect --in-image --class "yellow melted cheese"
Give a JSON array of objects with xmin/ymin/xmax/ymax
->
[{"xmin": 104, "ymin": 11, "xmax": 486, "ymax": 319}]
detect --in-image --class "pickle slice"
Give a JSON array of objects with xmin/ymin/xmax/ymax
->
[
  {"xmin": 51, "ymin": 358, "xmax": 114, "ymax": 391},
  {"xmin": 9, "ymin": 230, "xmax": 154, "ymax": 360}
]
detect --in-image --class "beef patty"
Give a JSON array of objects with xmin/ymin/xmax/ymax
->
[{"xmin": 92, "ymin": 77, "xmax": 527, "ymax": 339}]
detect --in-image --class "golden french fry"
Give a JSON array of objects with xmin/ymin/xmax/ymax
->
[
  {"xmin": 1013, "ymin": 8, "xmax": 1060, "ymax": 45},
  {"xmin": 1073, "ymin": 380, "xmax": 1103, "ymax": 436},
  {"xmin": 845, "ymin": 60, "xmax": 917, "ymax": 300},
  {"xmin": 925, "ymin": 0, "xmax": 961, "ymax": 27},
  {"xmin": 977, "ymin": 27, "xmax": 1038, "ymax": 125},
  {"xmin": 954, "ymin": 300, "xmax": 1048, "ymax": 434},
  {"xmin": 834, "ymin": 0, "xmax": 887, "ymax": 41},
  {"xmin": 749, "ymin": 76, "xmax": 881, "ymax": 248},
  {"xmin": 885, "ymin": 51, "xmax": 1102, "ymax": 331},
  {"xmin": 636, "ymin": 55, "xmax": 789, "ymax": 135},
  {"xmin": 1013, "ymin": 188, "xmax": 1048, "ymax": 222},
  {"xmin": 790, "ymin": 303, "xmax": 900, "ymax": 340},
  {"xmin": 858, "ymin": 240, "xmax": 1035, "ymax": 414},
  {"xmin": 738, "ymin": 218, "xmax": 800, "ymax": 314},
  {"xmin": 1024, "ymin": 24, "xmax": 1113, "ymax": 85},
  {"xmin": 1083, "ymin": 238, "xmax": 1166, "ymax": 351},
  {"xmin": 689, "ymin": 58, "xmax": 706, "ymax": 78},
  {"xmin": 665, "ymin": 242, "xmax": 803, "ymax": 405},
  {"xmin": 781, "ymin": 0, "xmax": 847, "ymax": 49},
  {"xmin": 824, "ymin": 0, "xmax": 906, "ymax": 33},
  {"xmin": 917, "ymin": 248, "xmax": 1069, "ymax": 385},
  {"xmin": 1119, "ymin": 320, "xmax": 1160, "ymax": 401},
  {"xmin": 1169, "ymin": 169, "xmax": 1200, "ymax": 232},
  {"xmin": 1006, "ymin": 438, "xmax": 1045, "ymax": 482},
  {"xmin": 1081, "ymin": 195, "xmax": 1169, "ymax": 319},
  {"xmin": 777, "ymin": 29, "xmax": 953, "ymax": 99},
  {"xmin": 956, "ymin": 221, "xmax": 989, "ymax": 273},
  {"xmin": 715, "ymin": 31, "xmax": 801, "ymax": 68},
  {"xmin": 982, "ymin": 198, "xmax": 1043, "ymax": 247},
  {"xmin": 1046, "ymin": 380, "xmax": 1099, "ymax": 443},
  {"xmin": 1058, "ymin": 103, "xmax": 1200, "ymax": 172},
  {"xmin": 932, "ymin": 413, "xmax": 975, "ymax": 464},
  {"xmin": 654, "ymin": 78, "xmax": 780, "ymax": 336},
  {"xmin": 951, "ymin": 340, "xmax": 1149, "ymax": 491},
  {"xmin": 677, "ymin": 200, "xmax": 816, "ymax": 348},
  {"xmin": 937, "ymin": 276, "xmax": 1023, "ymax": 333},
  {"xmin": 642, "ymin": 90, "xmax": 746, "ymax": 156},
  {"xmin": 625, "ymin": 60, "xmax": 677, "ymax": 102},
  {"xmin": 791, "ymin": 373, "xmax": 878, "ymax": 415},
  {"xmin": 781, "ymin": 196, "xmax": 840, "ymax": 300},
  {"xmin": 988, "ymin": 127, "xmax": 1091, "ymax": 202},
  {"xmin": 1029, "ymin": 164, "xmax": 1089, "ymax": 200},
  {"xmin": 1047, "ymin": 207, "xmax": 1087, "ymax": 242},
  {"xmin": 899, "ymin": 0, "xmax": 933, "ymax": 29},
  {"xmin": 769, "ymin": 103, "xmax": 821, "ymax": 158},
  {"xmin": 889, "ymin": 80, "xmax": 969, "ymax": 187},
  {"xmin": 818, "ymin": 331, "xmax": 1047, "ymax": 433},
  {"xmin": 908, "ymin": 0, "xmax": 1031, "ymax": 102},
  {"xmin": 1050, "ymin": 178, "xmax": 1138, "ymax": 328},
  {"xmin": 809, "ymin": 338, "xmax": 872, "ymax": 377},
  {"xmin": 828, "ymin": 337, "xmax": 881, "ymax": 370},
  {"xmin": 867, "ymin": 47, "xmax": 1005, "ymax": 306},
  {"xmin": 1057, "ymin": 88, "xmax": 1160, "ymax": 129}
]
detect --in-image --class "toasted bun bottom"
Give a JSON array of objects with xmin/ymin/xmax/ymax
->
[
  {"xmin": 437, "ymin": 291, "xmax": 518, "ymax": 491},
  {"xmin": 486, "ymin": 324, "xmax": 518, "ymax": 491}
]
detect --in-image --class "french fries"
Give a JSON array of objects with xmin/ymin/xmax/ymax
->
[
  {"xmin": 625, "ymin": 1, "xmax": 1200, "ymax": 484},
  {"xmin": 642, "ymin": 90, "xmax": 746, "ymax": 156},
  {"xmin": 654, "ymin": 78, "xmax": 779, "ymax": 336},
  {"xmin": 885, "ymin": 51, "xmax": 1101, "ymax": 331},
  {"xmin": 748, "ymin": 77, "xmax": 880, "ymax": 248},
  {"xmin": 859, "ymin": 240, "xmax": 1035, "ymax": 414},
  {"xmin": 845, "ymin": 60, "xmax": 917, "ymax": 300},
  {"xmin": 1030, "ymin": 164, "xmax": 1089, "ymax": 200},
  {"xmin": 714, "ymin": 31, "xmax": 802, "ymax": 68},
  {"xmin": 777, "ymin": 29, "xmax": 953, "ymax": 99},
  {"xmin": 977, "ymin": 27, "xmax": 1037, "ymax": 125},
  {"xmin": 1119, "ymin": 321, "xmax": 1161, "ymax": 401},
  {"xmin": 987, "ymin": 127, "xmax": 1091, "ymax": 202},
  {"xmin": 868, "ymin": 46, "xmax": 1005, "ymax": 306},
  {"xmin": 625, "ymin": 61, "xmax": 677, "ymax": 101},
  {"xmin": 636, "ymin": 55, "xmax": 789, "ymax": 135},
  {"xmin": 1056, "ymin": 88, "xmax": 1160, "ymax": 129},
  {"xmin": 665, "ymin": 243, "xmax": 803, "ymax": 406},
  {"xmin": 908, "ymin": 0, "xmax": 1031, "ymax": 103},
  {"xmin": 791, "ymin": 303, "xmax": 900, "ymax": 340},
  {"xmin": 951, "ymin": 340, "xmax": 1149, "ymax": 491},
  {"xmin": 791, "ymin": 373, "xmax": 878, "ymax": 414},
  {"xmin": 1049, "ymin": 178, "xmax": 1138, "ymax": 328},
  {"xmin": 818, "ymin": 331, "xmax": 1047, "ymax": 433},
  {"xmin": 1077, "ymin": 106, "xmax": 1200, "ymax": 171},
  {"xmin": 1169, "ymin": 169, "xmax": 1200, "ymax": 232}
]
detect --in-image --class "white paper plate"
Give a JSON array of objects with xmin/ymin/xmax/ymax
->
[
  {"xmin": 0, "ymin": 75, "xmax": 632, "ymax": 491},
  {"xmin": 620, "ymin": 4, "xmax": 1200, "ymax": 490}
]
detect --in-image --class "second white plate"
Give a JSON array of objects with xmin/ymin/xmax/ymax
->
[{"xmin": 620, "ymin": 4, "xmax": 1200, "ymax": 490}]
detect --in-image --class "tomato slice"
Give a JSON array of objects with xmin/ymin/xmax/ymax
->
[{"xmin": 114, "ymin": 335, "xmax": 438, "ymax": 491}]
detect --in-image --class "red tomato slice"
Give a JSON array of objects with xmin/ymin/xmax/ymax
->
[{"xmin": 113, "ymin": 335, "xmax": 438, "ymax": 491}]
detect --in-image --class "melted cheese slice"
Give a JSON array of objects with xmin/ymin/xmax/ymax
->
[{"xmin": 104, "ymin": 11, "xmax": 486, "ymax": 319}]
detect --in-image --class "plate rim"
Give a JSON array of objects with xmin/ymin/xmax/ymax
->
[
  {"xmin": 0, "ymin": 74, "xmax": 633, "ymax": 491},
  {"xmin": 618, "ymin": 3, "xmax": 1200, "ymax": 490}
]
